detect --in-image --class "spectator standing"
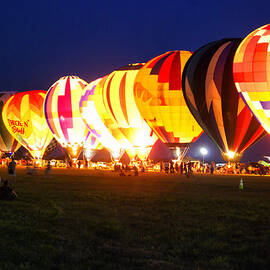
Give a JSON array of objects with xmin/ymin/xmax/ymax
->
[
  {"xmin": 160, "ymin": 161, "xmax": 163, "ymax": 172},
  {"xmin": 45, "ymin": 160, "xmax": 52, "ymax": 177},
  {"xmin": 164, "ymin": 162, "xmax": 169, "ymax": 173},
  {"xmin": 133, "ymin": 165, "xmax": 139, "ymax": 176},
  {"xmin": 188, "ymin": 162, "xmax": 193, "ymax": 177},
  {"xmin": 180, "ymin": 163, "xmax": 184, "ymax": 174},
  {"xmin": 170, "ymin": 161, "xmax": 174, "ymax": 173},
  {"xmin": 8, "ymin": 158, "xmax": 16, "ymax": 185},
  {"xmin": 175, "ymin": 163, "xmax": 179, "ymax": 173}
]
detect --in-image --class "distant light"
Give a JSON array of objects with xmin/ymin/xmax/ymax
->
[
  {"xmin": 110, "ymin": 148, "xmax": 123, "ymax": 161},
  {"xmin": 227, "ymin": 151, "xmax": 235, "ymax": 159},
  {"xmin": 84, "ymin": 149, "xmax": 95, "ymax": 160},
  {"xmin": 200, "ymin": 147, "xmax": 208, "ymax": 156}
]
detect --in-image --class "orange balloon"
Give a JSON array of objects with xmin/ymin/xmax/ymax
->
[{"xmin": 134, "ymin": 51, "xmax": 202, "ymax": 148}]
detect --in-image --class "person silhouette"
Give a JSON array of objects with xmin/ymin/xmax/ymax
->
[
  {"xmin": 0, "ymin": 180, "xmax": 17, "ymax": 200},
  {"xmin": 8, "ymin": 158, "xmax": 16, "ymax": 185}
]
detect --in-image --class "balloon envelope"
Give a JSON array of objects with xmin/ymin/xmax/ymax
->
[
  {"xmin": 134, "ymin": 51, "xmax": 202, "ymax": 148},
  {"xmin": 183, "ymin": 39, "xmax": 266, "ymax": 161},
  {"xmin": 88, "ymin": 64, "xmax": 157, "ymax": 160},
  {"xmin": 104, "ymin": 64, "xmax": 157, "ymax": 145},
  {"xmin": 97, "ymin": 76, "xmax": 129, "ymax": 143},
  {"xmin": 233, "ymin": 24, "xmax": 270, "ymax": 135},
  {"xmin": 100, "ymin": 64, "xmax": 157, "ymax": 159},
  {"xmin": 44, "ymin": 76, "xmax": 90, "ymax": 159},
  {"xmin": 79, "ymin": 78, "xmax": 122, "ymax": 156},
  {"xmin": 2, "ymin": 90, "xmax": 53, "ymax": 159},
  {"xmin": 0, "ymin": 92, "xmax": 20, "ymax": 154}
]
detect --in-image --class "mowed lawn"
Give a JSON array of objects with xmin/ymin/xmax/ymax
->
[{"xmin": 1, "ymin": 167, "xmax": 270, "ymax": 270}]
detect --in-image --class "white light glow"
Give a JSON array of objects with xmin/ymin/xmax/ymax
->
[
  {"xmin": 226, "ymin": 151, "xmax": 235, "ymax": 159},
  {"xmin": 200, "ymin": 147, "xmax": 208, "ymax": 156}
]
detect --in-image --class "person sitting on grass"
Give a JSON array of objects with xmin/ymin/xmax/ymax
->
[{"xmin": 0, "ymin": 180, "xmax": 17, "ymax": 200}]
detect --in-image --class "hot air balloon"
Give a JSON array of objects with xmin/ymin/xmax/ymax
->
[
  {"xmin": 134, "ymin": 51, "xmax": 202, "ymax": 160},
  {"xmin": 233, "ymin": 24, "xmax": 270, "ymax": 135},
  {"xmin": 90, "ymin": 64, "xmax": 157, "ymax": 160},
  {"xmin": 79, "ymin": 78, "xmax": 123, "ymax": 160},
  {"xmin": 2, "ymin": 90, "xmax": 53, "ymax": 159},
  {"xmin": 0, "ymin": 92, "xmax": 21, "ymax": 156},
  {"xmin": 44, "ymin": 76, "xmax": 90, "ymax": 160},
  {"xmin": 182, "ymin": 39, "xmax": 266, "ymax": 162}
]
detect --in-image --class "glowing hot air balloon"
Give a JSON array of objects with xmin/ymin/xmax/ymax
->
[
  {"xmin": 0, "ymin": 92, "xmax": 21, "ymax": 156},
  {"xmin": 97, "ymin": 64, "xmax": 157, "ymax": 160},
  {"xmin": 95, "ymin": 64, "xmax": 157, "ymax": 160},
  {"xmin": 79, "ymin": 78, "xmax": 123, "ymax": 160},
  {"xmin": 134, "ymin": 51, "xmax": 202, "ymax": 160},
  {"xmin": 44, "ymin": 76, "xmax": 90, "ymax": 160},
  {"xmin": 183, "ymin": 39, "xmax": 266, "ymax": 162},
  {"xmin": 2, "ymin": 90, "xmax": 53, "ymax": 159},
  {"xmin": 233, "ymin": 24, "xmax": 270, "ymax": 135}
]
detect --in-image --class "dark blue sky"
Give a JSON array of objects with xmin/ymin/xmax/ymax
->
[{"xmin": 1, "ymin": 0, "xmax": 270, "ymax": 162}]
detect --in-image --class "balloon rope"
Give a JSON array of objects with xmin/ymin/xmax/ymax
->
[{"xmin": 179, "ymin": 147, "xmax": 189, "ymax": 162}]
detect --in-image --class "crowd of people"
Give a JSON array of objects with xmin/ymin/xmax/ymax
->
[
  {"xmin": 114, "ymin": 163, "xmax": 140, "ymax": 176},
  {"xmin": 112, "ymin": 160, "xmax": 217, "ymax": 177},
  {"xmin": 159, "ymin": 161, "xmax": 215, "ymax": 176},
  {"xmin": 215, "ymin": 162, "xmax": 269, "ymax": 175}
]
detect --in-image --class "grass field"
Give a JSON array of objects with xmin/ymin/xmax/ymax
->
[{"xmin": 0, "ymin": 167, "xmax": 270, "ymax": 270}]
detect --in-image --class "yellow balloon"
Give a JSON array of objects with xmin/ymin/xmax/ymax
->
[
  {"xmin": 94, "ymin": 64, "xmax": 157, "ymax": 160},
  {"xmin": 79, "ymin": 78, "xmax": 123, "ymax": 159},
  {"xmin": 2, "ymin": 90, "xmax": 53, "ymax": 159},
  {"xmin": 0, "ymin": 92, "xmax": 21, "ymax": 154}
]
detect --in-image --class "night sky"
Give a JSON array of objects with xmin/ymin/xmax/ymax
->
[{"xmin": 1, "ymin": 0, "xmax": 270, "ymax": 162}]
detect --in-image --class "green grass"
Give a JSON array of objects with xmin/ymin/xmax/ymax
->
[{"xmin": 1, "ymin": 167, "xmax": 270, "ymax": 269}]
